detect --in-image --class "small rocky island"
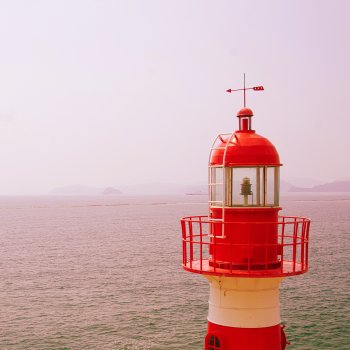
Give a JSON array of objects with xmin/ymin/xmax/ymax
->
[
  {"xmin": 102, "ymin": 187, "xmax": 122, "ymax": 195},
  {"xmin": 50, "ymin": 185, "xmax": 122, "ymax": 195}
]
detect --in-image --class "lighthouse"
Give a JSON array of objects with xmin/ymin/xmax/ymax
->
[{"xmin": 180, "ymin": 78, "xmax": 310, "ymax": 350}]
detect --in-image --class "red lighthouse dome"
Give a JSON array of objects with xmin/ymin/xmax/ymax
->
[
  {"xmin": 210, "ymin": 130, "xmax": 281, "ymax": 167},
  {"xmin": 211, "ymin": 107, "xmax": 280, "ymax": 166}
]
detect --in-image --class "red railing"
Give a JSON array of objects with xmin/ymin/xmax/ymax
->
[{"xmin": 181, "ymin": 215, "xmax": 310, "ymax": 277}]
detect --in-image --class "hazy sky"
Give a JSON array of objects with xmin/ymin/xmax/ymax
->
[{"xmin": 0, "ymin": 0, "xmax": 349, "ymax": 194}]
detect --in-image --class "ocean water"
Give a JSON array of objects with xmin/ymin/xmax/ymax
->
[{"xmin": 0, "ymin": 194, "xmax": 349, "ymax": 350}]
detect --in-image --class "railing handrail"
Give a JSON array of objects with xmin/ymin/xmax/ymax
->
[
  {"xmin": 181, "ymin": 215, "xmax": 310, "ymax": 225},
  {"xmin": 180, "ymin": 214, "xmax": 310, "ymax": 277}
]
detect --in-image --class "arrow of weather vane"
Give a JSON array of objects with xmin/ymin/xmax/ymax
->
[{"xmin": 227, "ymin": 74, "xmax": 264, "ymax": 107}]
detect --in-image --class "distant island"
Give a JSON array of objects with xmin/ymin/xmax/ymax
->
[
  {"xmin": 50, "ymin": 185, "xmax": 122, "ymax": 196},
  {"xmin": 102, "ymin": 187, "xmax": 122, "ymax": 195},
  {"xmin": 289, "ymin": 180, "xmax": 350, "ymax": 192}
]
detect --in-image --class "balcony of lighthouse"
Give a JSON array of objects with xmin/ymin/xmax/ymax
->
[{"xmin": 181, "ymin": 216, "xmax": 310, "ymax": 278}]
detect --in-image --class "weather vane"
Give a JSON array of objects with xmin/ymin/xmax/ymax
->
[{"xmin": 226, "ymin": 73, "xmax": 264, "ymax": 107}]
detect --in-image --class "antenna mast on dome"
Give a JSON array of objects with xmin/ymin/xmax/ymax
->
[{"xmin": 226, "ymin": 73, "xmax": 264, "ymax": 107}]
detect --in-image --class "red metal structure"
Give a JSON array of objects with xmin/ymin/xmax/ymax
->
[{"xmin": 180, "ymin": 79, "xmax": 310, "ymax": 350}]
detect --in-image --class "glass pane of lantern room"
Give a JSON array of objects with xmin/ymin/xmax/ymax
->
[
  {"xmin": 210, "ymin": 167, "xmax": 223, "ymax": 205},
  {"xmin": 231, "ymin": 167, "xmax": 263, "ymax": 206},
  {"xmin": 266, "ymin": 167, "xmax": 279, "ymax": 206},
  {"xmin": 212, "ymin": 167, "xmax": 223, "ymax": 184},
  {"xmin": 211, "ymin": 184, "xmax": 223, "ymax": 204}
]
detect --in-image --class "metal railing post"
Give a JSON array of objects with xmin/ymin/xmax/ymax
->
[
  {"xmin": 189, "ymin": 219, "xmax": 194, "ymax": 269},
  {"xmin": 292, "ymin": 219, "xmax": 298, "ymax": 273}
]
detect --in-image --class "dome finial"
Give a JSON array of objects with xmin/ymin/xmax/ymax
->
[{"xmin": 226, "ymin": 74, "xmax": 264, "ymax": 130}]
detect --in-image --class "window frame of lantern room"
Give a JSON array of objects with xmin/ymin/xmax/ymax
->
[
  {"xmin": 228, "ymin": 166, "xmax": 280, "ymax": 207},
  {"xmin": 209, "ymin": 165, "xmax": 280, "ymax": 208}
]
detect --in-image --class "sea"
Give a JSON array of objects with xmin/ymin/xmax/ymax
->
[{"xmin": 0, "ymin": 193, "xmax": 349, "ymax": 350}]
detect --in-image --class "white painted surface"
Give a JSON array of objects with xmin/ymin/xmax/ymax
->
[{"xmin": 205, "ymin": 276, "xmax": 283, "ymax": 328}]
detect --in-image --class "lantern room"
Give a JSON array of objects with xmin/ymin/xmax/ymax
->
[{"xmin": 209, "ymin": 107, "xmax": 281, "ymax": 209}]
